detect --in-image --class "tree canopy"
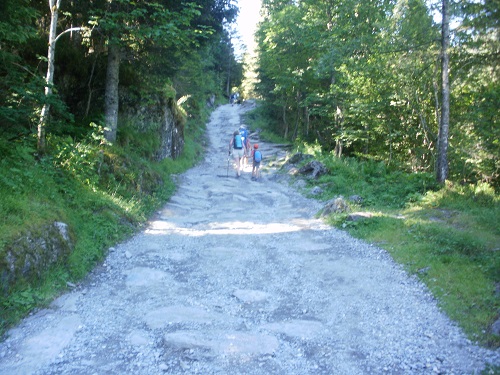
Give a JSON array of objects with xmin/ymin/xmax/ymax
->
[
  {"xmin": 1, "ymin": 0, "xmax": 498, "ymax": 188},
  {"xmin": 0, "ymin": 0, "xmax": 242, "ymax": 146},
  {"xmin": 254, "ymin": 0, "xmax": 499, "ymax": 188}
]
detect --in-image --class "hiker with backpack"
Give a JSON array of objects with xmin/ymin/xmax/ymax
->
[
  {"xmin": 251, "ymin": 144, "xmax": 262, "ymax": 181},
  {"xmin": 229, "ymin": 130, "xmax": 246, "ymax": 178},
  {"xmin": 239, "ymin": 125, "xmax": 251, "ymax": 167}
]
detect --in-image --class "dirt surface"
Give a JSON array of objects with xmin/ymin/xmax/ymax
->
[{"xmin": 0, "ymin": 103, "xmax": 498, "ymax": 374}]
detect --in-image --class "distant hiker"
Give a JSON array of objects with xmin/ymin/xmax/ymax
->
[
  {"xmin": 239, "ymin": 125, "xmax": 251, "ymax": 166},
  {"xmin": 230, "ymin": 92, "xmax": 239, "ymax": 106},
  {"xmin": 230, "ymin": 92, "xmax": 240, "ymax": 106},
  {"xmin": 251, "ymin": 144, "xmax": 262, "ymax": 181},
  {"xmin": 229, "ymin": 130, "xmax": 246, "ymax": 177}
]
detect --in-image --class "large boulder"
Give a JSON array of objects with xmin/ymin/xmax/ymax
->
[
  {"xmin": 285, "ymin": 152, "xmax": 313, "ymax": 166},
  {"xmin": 348, "ymin": 195, "xmax": 364, "ymax": 205},
  {"xmin": 321, "ymin": 196, "xmax": 350, "ymax": 216},
  {"xmin": 157, "ymin": 97, "xmax": 185, "ymax": 160},
  {"xmin": 0, "ymin": 222, "xmax": 74, "ymax": 295},
  {"xmin": 298, "ymin": 160, "xmax": 328, "ymax": 179}
]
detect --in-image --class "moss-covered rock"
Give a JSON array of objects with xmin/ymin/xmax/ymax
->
[{"xmin": 0, "ymin": 222, "xmax": 74, "ymax": 295}]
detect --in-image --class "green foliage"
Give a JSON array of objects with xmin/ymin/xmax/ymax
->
[
  {"xmin": 50, "ymin": 123, "xmax": 105, "ymax": 187},
  {"xmin": 242, "ymin": 103, "xmax": 289, "ymax": 144},
  {"xmin": 309, "ymin": 154, "xmax": 439, "ymax": 209},
  {"xmin": 255, "ymin": 0, "xmax": 499, "ymax": 188},
  {"xmin": 0, "ymin": 139, "xmax": 62, "ymax": 246},
  {"xmin": 0, "ymin": 0, "xmax": 38, "ymax": 44},
  {"xmin": 90, "ymin": 1, "xmax": 203, "ymax": 48},
  {"xmin": 116, "ymin": 120, "xmax": 162, "ymax": 159}
]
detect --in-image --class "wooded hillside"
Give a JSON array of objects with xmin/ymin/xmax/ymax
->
[
  {"xmin": 1, "ymin": 0, "xmax": 498, "ymax": 191},
  {"xmin": 0, "ymin": 0, "xmax": 243, "ymax": 151},
  {"xmin": 253, "ymin": 0, "xmax": 499, "ymax": 188}
]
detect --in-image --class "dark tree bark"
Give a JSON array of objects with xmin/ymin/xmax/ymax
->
[
  {"xmin": 282, "ymin": 103, "xmax": 289, "ymax": 139},
  {"xmin": 292, "ymin": 91, "xmax": 301, "ymax": 140}
]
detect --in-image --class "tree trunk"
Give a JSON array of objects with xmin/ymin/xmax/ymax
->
[
  {"xmin": 226, "ymin": 57, "xmax": 231, "ymax": 101},
  {"xmin": 104, "ymin": 42, "xmax": 120, "ymax": 143},
  {"xmin": 334, "ymin": 139, "xmax": 343, "ymax": 158},
  {"xmin": 292, "ymin": 91, "xmax": 301, "ymax": 140},
  {"xmin": 282, "ymin": 103, "xmax": 289, "ymax": 139},
  {"xmin": 38, "ymin": 0, "xmax": 62, "ymax": 155},
  {"xmin": 305, "ymin": 106, "xmax": 310, "ymax": 137},
  {"xmin": 437, "ymin": 0, "xmax": 450, "ymax": 183},
  {"xmin": 85, "ymin": 54, "xmax": 98, "ymax": 117}
]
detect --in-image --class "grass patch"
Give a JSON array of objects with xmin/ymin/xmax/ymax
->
[{"xmin": 312, "ymin": 156, "xmax": 500, "ymax": 347}]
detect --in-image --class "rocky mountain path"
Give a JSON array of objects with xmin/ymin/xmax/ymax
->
[{"xmin": 0, "ymin": 103, "xmax": 498, "ymax": 374}]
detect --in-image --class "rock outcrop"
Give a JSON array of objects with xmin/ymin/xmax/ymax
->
[
  {"xmin": 1, "ymin": 222, "xmax": 74, "ymax": 294},
  {"xmin": 121, "ymin": 91, "xmax": 185, "ymax": 161},
  {"xmin": 321, "ymin": 196, "xmax": 350, "ymax": 216}
]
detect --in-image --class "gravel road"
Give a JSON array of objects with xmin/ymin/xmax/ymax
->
[{"xmin": 0, "ymin": 103, "xmax": 498, "ymax": 375}]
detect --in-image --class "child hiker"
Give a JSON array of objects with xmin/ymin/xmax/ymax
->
[
  {"xmin": 251, "ymin": 144, "xmax": 262, "ymax": 181},
  {"xmin": 229, "ymin": 130, "xmax": 246, "ymax": 178}
]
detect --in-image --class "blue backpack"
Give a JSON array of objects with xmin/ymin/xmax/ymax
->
[
  {"xmin": 234, "ymin": 134, "xmax": 243, "ymax": 149},
  {"xmin": 254, "ymin": 150, "xmax": 262, "ymax": 162},
  {"xmin": 239, "ymin": 128, "xmax": 248, "ymax": 143}
]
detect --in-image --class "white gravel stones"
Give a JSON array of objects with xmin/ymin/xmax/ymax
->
[{"xmin": 232, "ymin": 289, "xmax": 272, "ymax": 303}]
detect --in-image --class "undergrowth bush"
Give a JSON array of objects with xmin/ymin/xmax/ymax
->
[
  {"xmin": 311, "ymin": 154, "xmax": 439, "ymax": 209},
  {"xmin": 117, "ymin": 120, "xmax": 162, "ymax": 159}
]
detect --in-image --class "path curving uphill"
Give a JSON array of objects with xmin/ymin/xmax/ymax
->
[{"xmin": 0, "ymin": 103, "xmax": 498, "ymax": 374}]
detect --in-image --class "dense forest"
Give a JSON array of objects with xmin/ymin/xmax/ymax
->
[
  {"xmin": 1, "ymin": 0, "xmax": 498, "ymax": 200},
  {"xmin": 0, "ymin": 0, "xmax": 243, "ymax": 152},
  {"xmin": 252, "ymin": 0, "xmax": 499, "ymax": 188}
]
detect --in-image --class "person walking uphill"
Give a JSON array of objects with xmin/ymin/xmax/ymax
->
[
  {"xmin": 251, "ymin": 144, "xmax": 262, "ymax": 181},
  {"xmin": 239, "ymin": 125, "xmax": 251, "ymax": 167},
  {"xmin": 229, "ymin": 130, "xmax": 246, "ymax": 177}
]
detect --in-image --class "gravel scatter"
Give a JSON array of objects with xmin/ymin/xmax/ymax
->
[{"xmin": 0, "ymin": 103, "xmax": 498, "ymax": 375}]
